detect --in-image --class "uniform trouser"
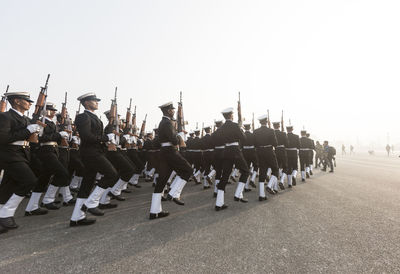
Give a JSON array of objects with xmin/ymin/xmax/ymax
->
[
  {"xmin": 0, "ymin": 160, "xmax": 37, "ymax": 204},
  {"xmin": 69, "ymin": 149, "xmax": 85, "ymax": 177},
  {"xmin": 185, "ymin": 151, "xmax": 193, "ymax": 166},
  {"xmin": 286, "ymin": 150, "xmax": 298, "ymax": 174},
  {"xmin": 106, "ymin": 150, "xmax": 135, "ymax": 182},
  {"xmin": 33, "ymin": 150, "xmax": 70, "ymax": 192},
  {"xmin": 299, "ymin": 151, "xmax": 308, "ymax": 171},
  {"xmin": 275, "ymin": 147, "xmax": 288, "ymax": 174},
  {"xmin": 145, "ymin": 151, "xmax": 155, "ymax": 172},
  {"xmin": 78, "ymin": 151, "xmax": 119, "ymax": 198},
  {"xmin": 308, "ymin": 151, "xmax": 314, "ymax": 166},
  {"xmin": 323, "ymin": 156, "xmax": 334, "ymax": 171},
  {"xmin": 218, "ymin": 147, "xmax": 249, "ymax": 191},
  {"xmin": 213, "ymin": 149, "xmax": 224, "ymax": 180},
  {"xmin": 243, "ymin": 148, "xmax": 259, "ymax": 170},
  {"xmin": 127, "ymin": 149, "xmax": 145, "ymax": 174},
  {"xmin": 138, "ymin": 150, "xmax": 146, "ymax": 166},
  {"xmin": 154, "ymin": 147, "xmax": 193, "ymax": 193},
  {"xmin": 202, "ymin": 151, "xmax": 214, "ymax": 176},
  {"xmin": 192, "ymin": 152, "xmax": 203, "ymax": 172},
  {"xmin": 256, "ymin": 147, "xmax": 279, "ymax": 182}
]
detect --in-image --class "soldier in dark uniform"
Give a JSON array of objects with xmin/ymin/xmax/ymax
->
[
  {"xmin": 191, "ymin": 129, "xmax": 203, "ymax": 184},
  {"xmin": 299, "ymin": 130, "xmax": 313, "ymax": 182},
  {"xmin": 211, "ymin": 120, "xmax": 224, "ymax": 197},
  {"xmin": 185, "ymin": 131, "xmax": 195, "ymax": 167},
  {"xmin": 214, "ymin": 108, "xmax": 249, "ymax": 210},
  {"xmin": 68, "ymin": 131, "xmax": 85, "ymax": 192},
  {"xmin": 322, "ymin": 141, "xmax": 335, "ymax": 172},
  {"xmin": 253, "ymin": 115, "xmax": 279, "ymax": 199},
  {"xmin": 0, "ymin": 92, "xmax": 41, "ymax": 232},
  {"xmin": 272, "ymin": 122, "xmax": 289, "ymax": 190},
  {"xmin": 306, "ymin": 133, "xmax": 315, "ymax": 176},
  {"xmin": 25, "ymin": 102, "xmax": 72, "ymax": 216},
  {"xmin": 149, "ymin": 102, "xmax": 192, "ymax": 219},
  {"xmin": 143, "ymin": 133, "xmax": 155, "ymax": 181},
  {"xmin": 242, "ymin": 123, "xmax": 258, "ymax": 191},
  {"xmin": 69, "ymin": 93, "xmax": 118, "ymax": 227},
  {"xmin": 124, "ymin": 127, "xmax": 144, "ymax": 188},
  {"xmin": 286, "ymin": 126, "xmax": 300, "ymax": 187},
  {"xmin": 201, "ymin": 126, "xmax": 214, "ymax": 189}
]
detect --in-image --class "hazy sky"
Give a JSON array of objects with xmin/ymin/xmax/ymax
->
[{"xmin": 1, "ymin": 0, "xmax": 399, "ymax": 147}]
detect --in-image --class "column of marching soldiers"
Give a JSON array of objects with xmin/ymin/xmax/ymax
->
[{"xmin": 0, "ymin": 77, "xmax": 323, "ymax": 235}]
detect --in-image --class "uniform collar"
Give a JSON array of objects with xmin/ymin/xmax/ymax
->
[
  {"xmin": 11, "ymin": 108, "xmax": 24, "ymax": 117},
  {"xmin": 163, "ymin": 115, "xmax": 171, "ymax": 120}
]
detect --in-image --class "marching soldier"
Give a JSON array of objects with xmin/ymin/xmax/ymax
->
[
  {"xmin": 299, "ymin": 130, "xmax": 313, "ymax": 182},
  {"xmin": 254, "ymin": 115, "xmax": 279, "ymax": 199},
  {"xmin": 191, "ymin": 129, "xmax": 203, "ymax": 184},
  {"xmin": 69, "ymin": 93, "xmax": 119, "ymax": 227},
  {"xmin": 0, "ymin": 92, "xmax": 41, "ymax": 232},
  {"xmin": 149, "ymin": 102, "xmax": 193, "ymax": 219},
  {"xmin": 201, "ymin": 126, "xmax": 214, "ymax": 189},
  {"xmin": 211, "ymin": 120, "xmax": 224, "ymax": 197},
  {"xmin": 286, "ymin": 126, "xmax": 300, "ymax": 187},
  {"xmin": 272, "ymin": 122, "xmax": 288, "ymax": 190},
  {"xmin": 214, "ymin": 108, "xmax": 249, "ymax": 210},
  {"xmin": 242, "ymin": 123, "xmax": 258, "ymax": 191},
  {"xmin": 306, "ymin": 133, "xmax": 315, "ymax": 175}
]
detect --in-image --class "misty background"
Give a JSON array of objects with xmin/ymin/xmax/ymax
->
[{"xmin": 1, "ymin": 0, "xmax": 399, "ymax": 152}]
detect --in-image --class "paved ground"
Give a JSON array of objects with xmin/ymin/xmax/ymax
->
[{"xmin": 1, "ymin": 154, "xmax": 400, "ymax": 273}]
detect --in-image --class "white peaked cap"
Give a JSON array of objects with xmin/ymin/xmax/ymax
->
[
  {"xmin": 221, "ymin": 107, "xmax": 234, "ymax": 114},
  {"xmin": 258, "ymin": 114, "xmax": 268, "ymax": 121}
]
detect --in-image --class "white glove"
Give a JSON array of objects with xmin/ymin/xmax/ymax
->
[
  {"xmin": 72, "ymin": 136, "xmax": 80, "ymax": 145},
  {"xmin": 27, "ymin": 124, "xmax": 41, "ymax": 133},
  {"xmin": 59, "ymin": 131, "xmax": 69, "ymax": 139},
  {"xmin": 123, "ymin": 134, "xmax": 132, "ymax": 144},
  {"xmin": 107, "ymin": 133, "xmax": 116, "ymax": 144}
]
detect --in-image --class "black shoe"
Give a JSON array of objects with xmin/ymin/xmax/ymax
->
[
  {"xmin": 108, "ymin": 192, "xmax": 126, "ymax": 201},
  {"xmin": 25, "ymin": 207, "xmax": 48, "ymax": 216},
  {"xmin": 172, "ymin": 198, "xmax": 185, "ymax": 206},
  {"xmin": 259, "ymin": 196, "xmax": 267, "ymax": 201},
  {"xmin": 321, "ymin": 168, "xmax": 327, "ymax": 172},
  {"xmin": 306, "ymin": 172, "xmax": 310, "ymax": 178},
  {"xmin": 70, "ymin": 218, "xmax": 96, "ymax": 227},
  {"xmin": 310, "ymin": 170, "xmax": 313, "ymax": 176},
  {"xmin": 81, "ymin": 204, "xmax": 104, "ymax": 216},
  {"xmin": 0, "ymin": 225, "xmax": 7, "ymax": 234},
  {"xmin": 99, "ymin": 203, "xmax": 118, "ymax": 209},
  {"xmin": 229, "ymin": 176, "xmax": 237, "ymax": 183},
  {"xmin": 302, "ymin": 178, "xmax": 305, "ymax": 182},
  {"xmin": 122, "ymin": 189, "xmax": 132, "ymax": 193},
  {"xmin": 194, "ymin": 179, "xmax": 201, "ymax": 185},
  {"xmin": 70, "ymin": 187, "xmax": 79, "ymax": 193},
  {"xmin": 244, "ymin": 188, "xmax": 251, "ymax": 192},
  {"xmin": 63, "ymin": 198, "xmax": 76, "ymax": 206},
  {"xmin": 213, "ymin": 192, "xmax": 217, "ymax": 198},
  {"xmin": 149, "ymin": 211, "xmax": 169, "ymax": 220},
  {"xmin": 215, "ymin": 204, "xmax": 228, "ymax": 211},
  {"xmin": 42, "ymin": 202, "xmax": 60, "ymax": 210},
  {"xmin": 132, "ymin": 184, "xmax": 141, "ymax": 188},
  {"xmin": 329, "ymin": 170, "xmax": 334, "ymax": 173},
  {"xmin": 234, "ymin": 197, "xmax": 248, "ymax": 203},
  {"xmin": 24, "ymin": 192, "xmax": 31, "ymax": 198},
  {"xmin": 292, "ymin": 177, "xmax": 297, "ymax": 186},
  {"xmin": 0, "ymin": 217, "xmax": 18, "ymax": 229},
  {"xmin": 166, "ymin": 194, "xmax": 173, "ymax": 200},
  {"xmin": 161, "ymin": 196, "xmax": 168, "ymax": 201},
  {"xmin": 266, "ymin": 187, "xmax": 275, "ymax": 195},
  {"xmin": 279, "ymin": 182, "xmax": 285, "ymax": 190},
  {"xmin": 288, "ymin": 185, "xmax": 292, "ymax": 188},
  {"xmin": 203, "ymin": 186, "xmax": 211, "ymax": 190},
  {"xmin": 249, "ymin": 181, "xmax": 257, "ymax": 188}
]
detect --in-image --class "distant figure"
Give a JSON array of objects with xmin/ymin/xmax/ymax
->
[
  {"xmin": 368, "ymin": 150, "xmax": 375, "ymax": 156},
  {"xmin": 386, "ymin": 144, "xmax": 391, "ymax": 156},
  {"xmin": 350, "ymin": 145, "xmax": 354, "ymax": 155},
  {"xmin": 322, "ymin": 141, "xmax": 335, "ymax": 173},
  {"xmin": 342, "ymin": 144, "xmax": 346, "ymax": 155},
  {"xmin": 315, "ymin": 141, "xmax": 323, "ymax": 168}
]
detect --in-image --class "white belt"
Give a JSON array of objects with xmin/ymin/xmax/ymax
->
[
  {"xmin": 276, "ymin": 145, "xmax": 285, "ymax": 148},
  {"xmin": 215, "ymin": 146, "xmax": 225, "ymax": 149},
  {"xmin": 205, "ymin": 149, "xmax": 214, "ymax": 152},
  {"xmin": 300, "ymin": 148, "xmax": 311, "ymax": 150},
  {"xmin": 243, "ymin": 145, "xmax": 255, "ymax": 149},
  {"xmin": 10, "ymin": 140, "xmax": 30, "ymax": 146},
  {"xmin": 192, "ymin": 149, "xmax": 202, "ymax": 152},
  {"xmin": 40, "ymin": 141, "xmax": 58, "ymax": 146},
  {"xmin": 286, "ymin": 148, "xmax": 298, "ymax": 151},
  {"xmin": 161, "ymin": 142, "xmax": 173, "ymax": 147},
  {"xmin": 59, "ymin": 146, "xmax": 69, "ymax": 149},
  {"xmin": 225, "ymin": 142, "xmax": 239, "ymax": 147},
  {"xmin": 258, "ymin": 145, "xmax": 272, "ymax": 148}
]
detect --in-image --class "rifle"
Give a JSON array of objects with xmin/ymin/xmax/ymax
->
[
  {"xmin": 237, "ymin": 91, "xmax": 242, "ymax": 126},
  {"xmin": 75, "ymin": 102, "xmax": 81, "ymax": 120},
  {"xmin": 267, "ymin": 109, "xmax": 271, "ymax": 128},
  {"xmin": 109, "ymin": 87, "xmax": 119, "ymax": 142},
  {"xmin": 281, "ymin": 110, "xmax": 284, "ymax": 131},
  {"xmin": 0, "ymin": 85, "xmax": 9, "ymax": 113},
  {"xmin": 132, "ymin": 105, "xmax": 137, "ymax": 132},
  {"xmin": 139, "ymin": 114, "xmax": 147, "ymax": 139},
  {"xmin": 252, "ymin": 112, "xmax": 255, "ymax": 132},
  {"xmin": 60, "ymin": 92, "xmax": 68, "ymax": 125},
  {"xmin": 177, "ymin": 91, "xmax": 185, "ymax": 133},
  {"xmin": 32, "ymin": 74, "xmax": 50, "ymax": 122},
  {"xmin": 125, "ymin": 98, "xmax": 132, "ymax": 134},
  {"xmin": 201, "ymin": 122, "xmax": 204, "ymax": 138}
]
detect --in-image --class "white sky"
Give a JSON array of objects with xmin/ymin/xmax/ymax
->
[{"xmin": 1, "ymin": 0, "xmax": 399, "ymax": 148}]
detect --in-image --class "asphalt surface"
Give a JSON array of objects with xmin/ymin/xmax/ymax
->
[{"xmin": 0, "ymin": 154, "xmax": 400, "ymax": 273}]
